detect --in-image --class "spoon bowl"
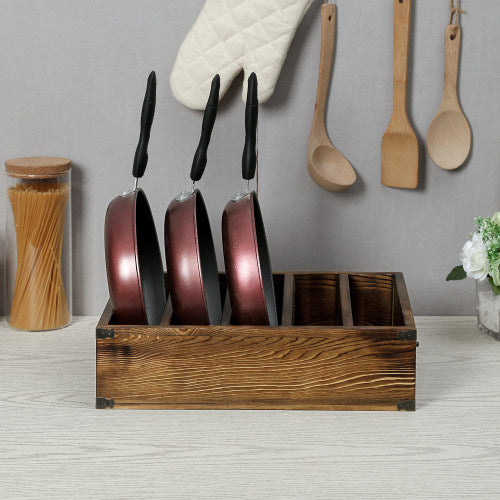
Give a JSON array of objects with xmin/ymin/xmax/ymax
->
[
  {"xmin": 308, "ymin": 143, "xmax": 356, "ymax": 192},
  {"xmin": 427, "ymin": 109, "xmax": 471, "ymax": 170}
]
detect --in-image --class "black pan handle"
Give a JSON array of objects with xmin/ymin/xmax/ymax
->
[
  {"xmin": 133, "ymin": 71, "xmax": 156, "ymax": 179},
  {"xmin": 191, "ymin": 75, "xmax": 220, "ymax": 182},
  {"xmin": 242, "ymin": 72, "xmax": 258, "ymax": 181}
]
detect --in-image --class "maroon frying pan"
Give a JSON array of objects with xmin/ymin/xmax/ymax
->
[
  {"xmin": 164, "ymin": 75, "xmax": 222, "ymax": 325},
  {"xmin": 222, "ymin": 73, "xmax": 278, "ymax": 326},
  {"xmin": 104, "ymin": 71, "xmax": 166, "ymax": 325}
]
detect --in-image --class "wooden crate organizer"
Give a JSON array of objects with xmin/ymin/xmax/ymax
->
[{"xmin": 96, "ymin": 272, "xmax": 417, "ymax": 410}]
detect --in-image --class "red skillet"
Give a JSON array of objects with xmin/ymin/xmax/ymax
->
[
  {"xmin": 105, "ymin": 71, "xmax": 166, "ymax": 325},
  {"xmin": 222, "ymin": 73, "xmax": 278, "ymax": 326},
  {"xmin": 164, "ymin": 75, "xmax": 222, "ymax": 325}
]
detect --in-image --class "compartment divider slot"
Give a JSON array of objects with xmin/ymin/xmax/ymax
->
[
  {"xmin": 281, "ymin": 273, "xmax": 294, "ymax": 326},
  {"xmin": 221, "ymin": 294, "xmax": 232, "ymax": 326},
  {"xmin": 339, "ymin": 273, "xmax": 354, "ymax": 327},
  {"xmin": 159, "ymin": 296, "xmax": 173, "ymax": 326}
]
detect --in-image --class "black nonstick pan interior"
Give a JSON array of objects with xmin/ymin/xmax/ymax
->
[
  {"xmin": 196, "ymin": 191, "xmax": 222, "ymax": 324},
  {"xmin": 252, "ymin": 194, "xmax": 278, "ymax": 326},
  {"xmin": 136, "ymin": 190, "xmax": 166, "ymax": 325}
]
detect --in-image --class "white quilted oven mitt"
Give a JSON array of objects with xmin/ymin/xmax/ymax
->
[{"xmin": 170, "ymin": 0, "xmax": 314, "ymax": 109}]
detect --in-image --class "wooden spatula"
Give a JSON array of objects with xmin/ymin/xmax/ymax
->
[{"xmin": 382, "ymin": 0, "xmax": 419, "ymax": 189}]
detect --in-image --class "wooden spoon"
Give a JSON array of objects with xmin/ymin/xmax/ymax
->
[
  {"xmin": 382, "ymin": 0, "xmax": 418, "ymax": 189},
  {"xmin": 427, "ymin": 25, "xmax": 471, "ymax": 170},
  {"xmin": 307, "ymin": 2, "xmax": 356, "ymax": 192}
]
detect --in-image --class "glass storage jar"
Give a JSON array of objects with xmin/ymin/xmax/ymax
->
[{"xmin": 5, "ymin": 157, "xmax": 72, "ymax": 330}]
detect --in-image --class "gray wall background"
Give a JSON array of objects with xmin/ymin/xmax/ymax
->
[{"xmin": 0, "ymin": 0, "xmax": 498, "ymax": 316}]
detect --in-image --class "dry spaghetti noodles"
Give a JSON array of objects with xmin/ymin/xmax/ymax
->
[{"xmin": 8, "ymin": 182, "xmax": 70, "ymax": 330}]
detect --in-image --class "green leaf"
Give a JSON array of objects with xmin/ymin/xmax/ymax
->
[
  {"xmin": 446, "ymin": 265, "xmax": 467, "ymax": 281},
  {"xmin": 489, "ymin": 276, "xmax": 500, "ymax": 296}
]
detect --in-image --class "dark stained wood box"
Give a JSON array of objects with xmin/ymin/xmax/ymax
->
[{"xmin": 96, "ymin": 272, "xmax": 417, "ymax": 411}]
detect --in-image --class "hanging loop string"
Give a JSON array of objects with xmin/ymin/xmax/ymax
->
[{"xmin": 449, "ymin": 0, "xmax": 465, "ymax": 27}]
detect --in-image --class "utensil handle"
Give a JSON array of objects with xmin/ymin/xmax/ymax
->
[
  {"xmin": 191, "ymin": 75, "xmax": 220, "ymax": 182},
  {"xmin": 242, "ymin": 73, "xmax": 258, "ymax": 181},
  {"xmin": 133, "ymin": 71, "xmax": 156, "ymax": 179},
  {"xmin": 312, "ymin": 3, "xmax": 336, "ymax": 129},
  {"xmin": 392, "ymin": 0, "xmax": 412, "ymax": 114},
  {"xmin": 443, "ymin": 25, "xmax": 460, "ymax": 103}
]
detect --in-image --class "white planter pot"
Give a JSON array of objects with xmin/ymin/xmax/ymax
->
[{"xmin": 477, "ymin": 279, "xmax": 500, "ymax": 340}]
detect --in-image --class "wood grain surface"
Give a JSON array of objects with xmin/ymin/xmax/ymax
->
[
  {"xmin": 97, "ymin": 330, "xmax": 415, "ymax": 409},
  {"xmin": 96, "ymin": 272, "xmax": 416, "ymax": 410},
  {"xmin": 0, "ymin": 317, "xmax": 499, "ymax": 498}
]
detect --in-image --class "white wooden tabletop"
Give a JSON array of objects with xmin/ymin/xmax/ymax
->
[{"xmin": 0, "ymin": 316, "xmax": 499, "ymax": 499}]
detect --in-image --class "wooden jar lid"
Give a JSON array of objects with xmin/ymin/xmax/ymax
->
[{"xmin": 5, "ymin": 156, "xmax": 71, "ymax": 179}]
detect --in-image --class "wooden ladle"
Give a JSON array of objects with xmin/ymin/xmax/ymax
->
[
  {"xmin": 307, "ymin": 2, "xmax": 356, "ymax": 192},
  {"xmin": 427, "ymin": 25, "xmax": 471, "ymax": 170},
  {"xmin": 381, "ymin": 0, "xmax": 419, "ymax": 189}
]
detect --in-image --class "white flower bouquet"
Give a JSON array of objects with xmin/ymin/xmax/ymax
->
[{"xmin": 447, "ymin": 212, "xmax": 500, "ymax": 295}]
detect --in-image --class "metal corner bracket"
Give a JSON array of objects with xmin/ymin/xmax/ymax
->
[
  {"xmin": 96, "ymin": 397, "xmax": 115, "ymax": 409},
  {"xmin": 397, "ymin": 329, "xmax": 417, "ymax": 341},
  {"xmin": 96, "ymin": 328, "xmax": 115, "ymax": 339},
  {"xmin": 397, "ymin": 400, "xmax": 416, "ymax": 411}
]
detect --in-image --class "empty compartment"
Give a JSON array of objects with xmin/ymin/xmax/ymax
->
[
  {"xmin": 349, "ymin": 274, "xmax": 404, "ymax": 326},
  {"xmin": 273, "ymin": 273, "xmax": 284, "ymax": 324},
  {"xmin": 293, "ymin": 274, "xmax": 341, "ymax": 326}
]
